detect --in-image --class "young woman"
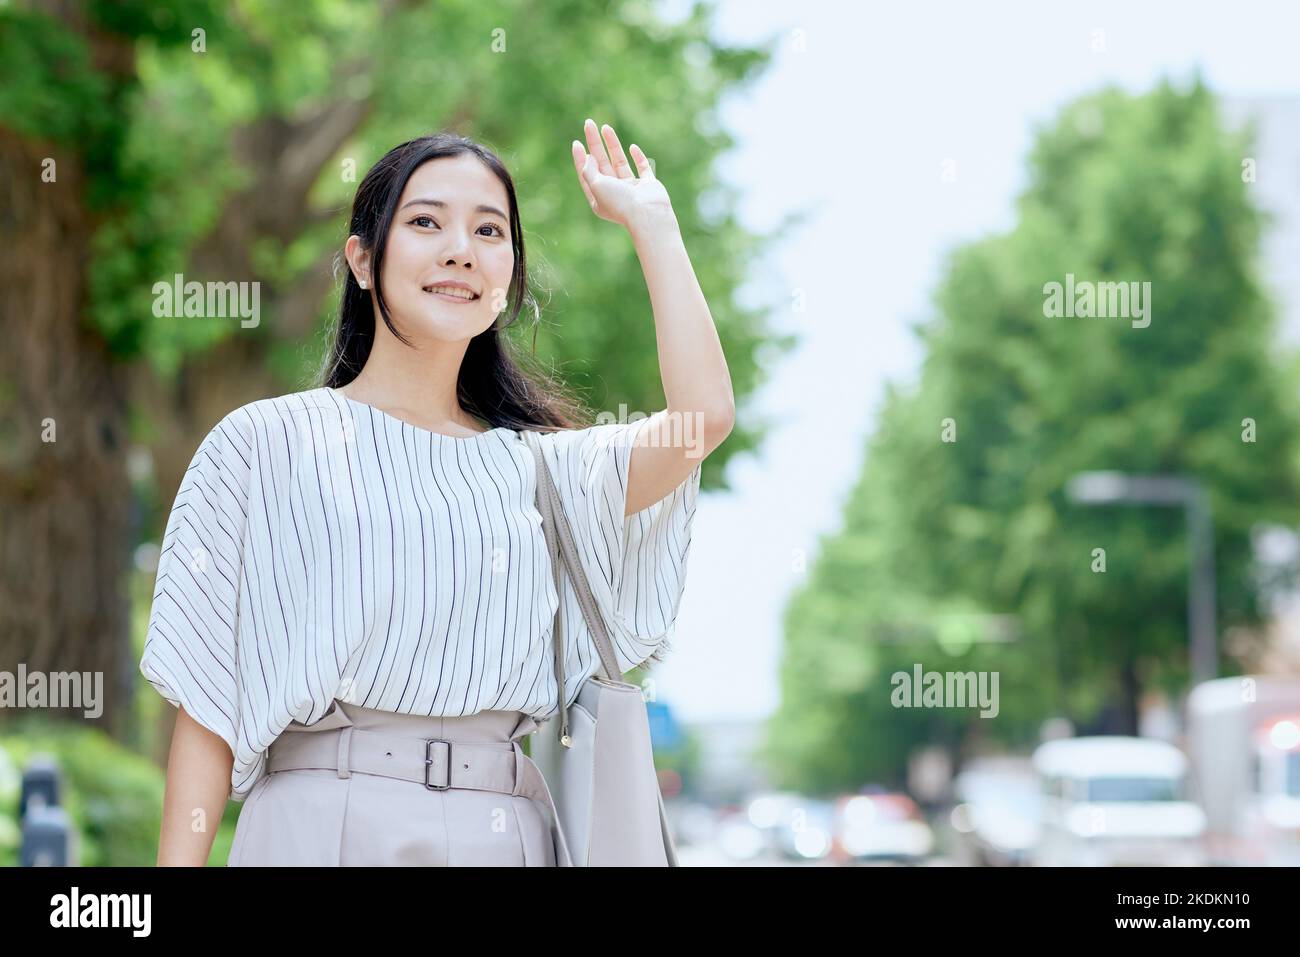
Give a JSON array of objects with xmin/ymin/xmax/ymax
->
[{"xmin": 141, "ymin": 120, "xmax": 734, "ymax": 866}]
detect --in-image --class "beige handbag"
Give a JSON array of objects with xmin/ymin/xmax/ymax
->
[{"xmin": 523, "ymin": 429, "xmax": 680, "ymax": 867}]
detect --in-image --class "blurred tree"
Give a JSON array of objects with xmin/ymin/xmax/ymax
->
[
  {"xmin": 0, "ymin": 0, "xmax": 231, "ymax": 736},
  {"xmin": 0, "ymin": 0, "xmax": 786, "ymax": 743},
  {"xmin": 766, "ymin": 77, "xmax": 1300, "ymax": 792}
]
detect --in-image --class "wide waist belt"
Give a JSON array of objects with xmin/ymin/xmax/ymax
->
[{"xmin": 266, "ymin": 726, "xmax": 574, "ymax": 866}]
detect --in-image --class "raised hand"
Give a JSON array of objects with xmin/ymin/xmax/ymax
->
[{"xmin": 571, "ymin": 118, "xmax": 674, "ymax": 229}]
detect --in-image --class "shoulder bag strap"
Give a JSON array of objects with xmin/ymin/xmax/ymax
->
[{"xmin": 523, "ymin": 432, "xmax": 623, "ymax": 738}]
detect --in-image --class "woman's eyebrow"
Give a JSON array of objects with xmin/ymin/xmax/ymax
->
[{"xmin": 399, "ymin": 198, "xmax": 508, "ymax": 220}]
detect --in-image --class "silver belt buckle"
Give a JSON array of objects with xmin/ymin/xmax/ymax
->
[{"xmin": 425, "ymin": 739, "xmax": 452, "ymax": 790}]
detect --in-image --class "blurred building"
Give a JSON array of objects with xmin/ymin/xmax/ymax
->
[
  {"xmin": 1222, "ymin": 96, "xmax": 1300, "ymax": 345},
  {"xmin": 684, "ymin": 719, "xmax": 772, "ymax": 804},
  {"xmin": 1222, "ymin": 96, "xmax": 1300, "ymax": 675}
]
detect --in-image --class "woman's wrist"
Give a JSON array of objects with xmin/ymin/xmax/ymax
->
[{"xmin": 627, "ymin": 203, "xmax": 680, "ymax": 240}]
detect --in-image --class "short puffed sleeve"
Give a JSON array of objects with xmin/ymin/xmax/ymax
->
[
  {"xmin": 540, "ymin": 416, "xmax": 703, "ymax": 674},
  {"xmin": 139, "ymin": 412, "xmax": 252, "ymax": 768}
]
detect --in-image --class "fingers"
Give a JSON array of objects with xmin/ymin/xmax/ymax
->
[
  {"xmin": 583, "ymin": 118, "xmax": 637, "ymax": 179},
  {"xmin": 582, "ymin": 118, "xmax": 612, "ymax": 177},
  {"xmin": 599, "ymin": 123, "xmax": 633, "ymax": 179},
  {"xmin": 571, "ymin": 140, "xmax": 598, "ymax": 211},
  {"xmin": 630, "ymin": 143, "xmax": 654, "ymax": 178}
]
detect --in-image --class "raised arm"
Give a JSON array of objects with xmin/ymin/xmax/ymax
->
[{"xmin": 572, "ymin": 119, "xmax": 735, "ymax": 517}]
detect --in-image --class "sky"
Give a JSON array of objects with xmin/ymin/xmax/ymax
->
[{"xmin": 652, "ymin": 0, "xmax": 1300, "ymax": 724}]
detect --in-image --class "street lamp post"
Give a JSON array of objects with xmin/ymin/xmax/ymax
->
[{"xmin": 1065, "ymin": 472, "xmax": 1218, "ymax": 685}]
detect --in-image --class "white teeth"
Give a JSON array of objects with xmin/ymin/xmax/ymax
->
[{"xmin": 426, "ymin": 286, "xmax": 476, "ymax": 300}]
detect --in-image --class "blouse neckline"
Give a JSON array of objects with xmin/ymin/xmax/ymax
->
[{"xmin": 321, "ymin": 388, "xmax": 517, "ymax": 444}]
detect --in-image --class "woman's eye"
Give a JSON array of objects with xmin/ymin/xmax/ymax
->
[{"xmin": 409, "ymin": 216, "xmax": 503, "ymax": 237}]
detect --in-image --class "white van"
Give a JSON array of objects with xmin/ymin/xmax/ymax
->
[
  {"xmin": 1031, "ymin": 736, "xmax": 1206, "ymax": 866},
  {"xmin": 1187, "ymin": 676, "xmax": 1300, "ymax": 865}
]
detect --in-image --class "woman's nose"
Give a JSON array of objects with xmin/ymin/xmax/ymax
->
[{"xmin": 439, "ymin": 229, "xmax": 476, "ymax": 265}]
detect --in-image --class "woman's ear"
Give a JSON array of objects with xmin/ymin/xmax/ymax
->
[{"xmin": 344, "ymin": 235, "xmax": 372, "ymax": 289}]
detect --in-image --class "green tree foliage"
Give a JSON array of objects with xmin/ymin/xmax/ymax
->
[
  {"xmin": 765, "ymin": 77, "xmax": 1300, "ymax": 793},
  {"xmin": 109, "ymin": 0, "xmax": 780, "ymax": 479},
  {"xmin": 0, "ymin": 1, "xmax": 234, "ymax": 351}
]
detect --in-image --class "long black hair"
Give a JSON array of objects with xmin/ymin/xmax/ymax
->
[{"xmin": 318, "ymin": 133, "xmax": 588, "ymax": 432}]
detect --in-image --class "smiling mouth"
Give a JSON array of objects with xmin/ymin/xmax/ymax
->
[{"xmin": 423, "ymin": 285, "xmax": 480, "ymax": 301}]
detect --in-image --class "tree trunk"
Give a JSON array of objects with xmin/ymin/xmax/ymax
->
[{"xmin": 0, "ymin": 127, "xmax": 130, "ymax": 738}]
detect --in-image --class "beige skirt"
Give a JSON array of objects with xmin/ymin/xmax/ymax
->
[{"xmin": 227, "ymin": 699, "xmax": 566, "ymax": 866}]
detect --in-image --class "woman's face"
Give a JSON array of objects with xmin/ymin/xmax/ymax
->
[{"xmin": 373, "ymin": 153, "xmax": 515, "ymax": 342}]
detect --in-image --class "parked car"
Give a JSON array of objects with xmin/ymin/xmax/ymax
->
[
  {"xmin": 1031, "ymin": 736, "xmax": 1206, "ymax": 866},
  {"xmin": 951, "ymin": 757, "xmax": 1042, "ymax": 866},
  {"xmin": 745, "ymin": 791, "xmax": 835, "ymax": 862},
  {"xmin": 714, "ymin": 806, "xmax": 768, "ymax": 862},
  {"xmin": 772, "ymin": 797, "xmax": 836, "ymax": 861},
  {"xmin": 831, "ymin": 791, "xmax": 934, "ymax": 864}
]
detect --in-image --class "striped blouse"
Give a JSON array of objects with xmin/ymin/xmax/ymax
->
[{"xmin": 139, "ymin": 386, "xmax": 701, "ymax": 800}]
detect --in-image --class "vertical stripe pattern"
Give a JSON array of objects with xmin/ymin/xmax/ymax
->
[{"xmin": 139, "ymin": 388, "xmax": 701, "ymax": 800}]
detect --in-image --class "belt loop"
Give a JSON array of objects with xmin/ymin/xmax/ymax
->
[
  {"xmin": 337, "ymin": 726, "xmax": 354, "ymax": 779},
  {"xmin": 510, "ymin": 741, "xmax": 525, "ymax": 797},
  {"xmin": 510, "ymin": 712, "xmax": 539, "ymax": 740}
]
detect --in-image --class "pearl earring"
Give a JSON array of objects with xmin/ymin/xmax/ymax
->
[{"xmin": 359, "ymin": 279, "xmax": 367, "ymax": 289}]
